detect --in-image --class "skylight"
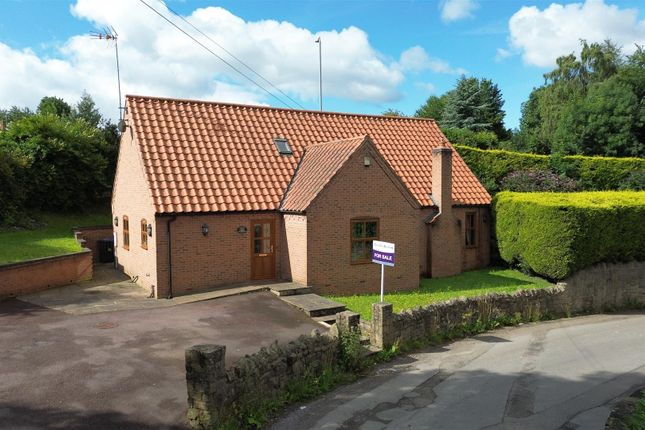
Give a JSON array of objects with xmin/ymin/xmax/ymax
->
[{"xmin": 273, "ymin": 137, "xmax": 293, "ymax": 155}]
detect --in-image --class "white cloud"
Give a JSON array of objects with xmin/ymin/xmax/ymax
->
[
  {"xmin": 415, "ymin": 82, "xmax": 436, "ymax": 93},
  {"xmin": 398, "ymin": 46, "xmax": 467, "ymax": 75},
  {"xmin": 440, "ymin": 0, "xmax": 479, "ymax": 23},
  {"xmin": 1, "ymin": 0, "xmax": 422, "ymax": 119},
  {"xmin": 507, "ymin": 0, "xmax": 645, "ymax": 67},
  {"xmin": 495, "ymin": 48, "xmax": 512, "ymax": 62}
]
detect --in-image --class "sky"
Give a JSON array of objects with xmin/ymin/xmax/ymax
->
[{"xmin": 1, "ymin": 0, "xmax": 645, "ymax": 129}]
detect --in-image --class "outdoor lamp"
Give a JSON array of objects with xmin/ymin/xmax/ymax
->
[
  {"xmin": 202, "ymin": 223, "xmax": 209, "ymax": 236},
  {"xmin": 147, "ymin": 224, "xmax": 153, "ymax": 237},
  {"xmin": 114, "ymin": 216, "xmax": 118, "ymax": 226}
]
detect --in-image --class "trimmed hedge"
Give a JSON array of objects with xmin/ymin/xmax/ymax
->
[
  {"xmin": 494, "ymin": 191, "xmax": 645, "ymax": 280},
  {"xmin": 455, "ymin": 145, "xmax": 645, "ymax": 193}
]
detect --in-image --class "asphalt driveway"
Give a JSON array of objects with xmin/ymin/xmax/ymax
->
[{"xmin": 0, "ymin": 292, "xmax": 322, "ymax": 429}]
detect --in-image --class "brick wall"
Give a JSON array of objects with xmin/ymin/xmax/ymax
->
[
  {"xmin": 111, "ymin": 120, "xmax": 158, "ymax": 295},
  {"xmin": 305, "ymin": 144, "xmax": 420, "ymax": 295},
  {"xmin": 73, "ymin": 226, "xmax": 113, "ymax": 263},
  {"xmin": 0, "ymin": 250, "xmax": 93, "ymax": 299},
  {"xmin": 155, "ymin": 212, "xmax": 281, "ymax": 297},
  {"xmin": 282, "ymin": 214, "xmax": 308, "ymax": 284}
]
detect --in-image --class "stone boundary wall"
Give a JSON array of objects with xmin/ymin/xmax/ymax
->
[
  {"xmin": 73, "ymin": 225, "xmax": 113, "ymax": 263},
  {"xmin": 371, "ymin": 261, "xmax": 645, "ymax": 348},
  {"xmin": 185, "ymin": 311, "xmax": 367, "ymax": 429},
  {"xmin": 0, "ymin": 249, "xmax": 93, "ymax": 299}
]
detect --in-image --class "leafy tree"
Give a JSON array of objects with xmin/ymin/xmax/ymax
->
[
  {"xmin": 37, "ymin": 96, "xmax": 72, "ymax": 117},
  {"xmin": 516, "ymin": 40, "xmax": 644, "ymax": 157},
  {"xmin": 0, "ymin": 106, "xmax": 32, "ymax": 128},
  {"xmin": 381, "ymin": 108, "xmax": 405, "ymax": 117},
  {"xmin": 414, "ymin": 95, "xmax": 447, "ymax": 121},
  {"xmin": 3, "ymin": 113, "xmax": 109, "ymax": 211}
]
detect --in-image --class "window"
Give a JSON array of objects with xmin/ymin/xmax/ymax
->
[
  {"xmin": 273, "ymin": 137, "xmax": 292, "ymax": 155},
  {"xmin": 351, "ymin": 219, "xmax": 379, "ymax": 263},
  {"xmin": 141, "ymin": 219, "xmax": 148, "ymax": 250},
  {"xmin": 123, "ymin": 215, "xmax": 129, "ymax": 250},
  {"xmin": 465, "ymin": 212, "xmax": 477, "ymax": 247}
]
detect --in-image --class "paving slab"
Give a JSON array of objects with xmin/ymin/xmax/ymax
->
[
  {"xmin": 269, "ymin": 283, "xmax": 312, "ymax": 296},
  {"xmin": 280, "ymin": 293, "xmax": 346, "ymax": 317}
]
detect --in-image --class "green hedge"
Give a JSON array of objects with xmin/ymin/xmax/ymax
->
[
  {"xmin": 455, "ymin": 145, "xmax": 645, "ymax": 193},
  {"xmin": 493, "ymin": 191, "xmax": 645, "ymax": 280}
]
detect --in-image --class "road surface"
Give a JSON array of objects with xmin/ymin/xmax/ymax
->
[{"xmin": 271, "ymin": 312, "xmax": 645, "ymax": 430}]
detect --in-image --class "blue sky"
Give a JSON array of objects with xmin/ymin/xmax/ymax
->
[{"xmin": 1, "ymin": 0, "xmax": 644, "ymax": 129}]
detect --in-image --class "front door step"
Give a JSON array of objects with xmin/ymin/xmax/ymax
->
[
  {"xmin": 280, "ymin": 293, "xmax": 346, "ymax": 317},
  {"xmin": 269, "ymin": 283, "xmax": 312, "ymax": 297}
]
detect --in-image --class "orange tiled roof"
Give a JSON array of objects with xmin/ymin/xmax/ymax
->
[
  {"xmin": 281, "ymin": 135, "xmax": 368, "ymax": 212},
  {"xmin": 126, "ymin": 95, "xmax": 491, "ymax": 213}
]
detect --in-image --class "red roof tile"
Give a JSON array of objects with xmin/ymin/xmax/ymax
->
[
  {"xmin": 280, "ymin": 135, "xmax": 368, "ymax": 212},
  {"xmin": 126, "ymin": 95, "xmax": 491, "ymax": 213}
]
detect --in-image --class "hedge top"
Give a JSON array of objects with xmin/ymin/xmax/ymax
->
[
  {"xmin": 455, "ymin": 145, "xmax": 645, "ymax": 164},
  {"xmin": 497, "ymin": 191, "xmax": 645, "ymax": 208}
]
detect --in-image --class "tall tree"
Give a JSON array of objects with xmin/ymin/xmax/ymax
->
[
  {"xmin": 37, "ymin": 96, "xmax": 72, "ymax": 117},
  {"xmin": 414, "ymin": 95, "xmax": 447, "ymax": 121},
  {"xmin": 440, "ymin": 76, "xmax": 507, "ymax": 138},
  {"xmin": 74, "ymin": 91, "xmax": 103, "ymax": 128}
]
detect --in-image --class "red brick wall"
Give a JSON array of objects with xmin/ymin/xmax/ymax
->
[
  {"xmin": 282, "ymin": 214, "xmax": 308, "ymax": 284},
  {"xmin": 155, "ymin": 212, "xmax": 281, "ymax": 297},
  {"xmin": 73, "ymin": 226, "xmax": 113, "ymax": 263},
  {"xmin": 111, "ymin": 120, "xmax": 158, "ymax": 294},
  {"xmin": 304, "ymin": 145, "xmax": 420, "ymax": 295},
  {"xmin": 0, "ymin": 250, "xmax": 92, "ymax": 299}
]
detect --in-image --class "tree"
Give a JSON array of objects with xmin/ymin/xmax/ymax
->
[
  {"xmin": 0, "ymin": 106, "xmax": 32, "ymax": 128},
  {"xmin": 37, "ymin": 96, "xmax": 72, "ymax": 117},
  {"xmin": 516, "ymin": 40, "xmax": 645, "ymax": 157},
  {"xmin": 3, "ymin": 113, "xmax": 110, "ymax": 211},
  {"xmin": 414, "ymin": 95, "xmax": 446, "ymax": 121},
  {"xmin": 381, "ymin": 109, "xmax": 405, "ymax": 117},
  {"xmin": 74, "ymin": 91, "xmax": 103, "ymax": 128},
  {"xmin": 440, "ymin": 76, "xmax": 507, "ymax": 138}
]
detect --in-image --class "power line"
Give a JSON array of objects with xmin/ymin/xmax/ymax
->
[
  {"xmin": 161, "ymin": 0, "xmax": 307, "ymax": 110},
  {"xmin": 138, "ymin": 0, "xmax": 296, "ymax": 109}
]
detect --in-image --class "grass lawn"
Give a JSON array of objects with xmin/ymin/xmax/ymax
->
[
  {"xmin": 0, "ymin": 211, "xmax": 111, "ymax": 265},
  {"xmin": 328, "ymin": 267, "xmax": 553, "ymax": 320},
  {"xmin": 628, "ymin": 392, "xmax": 645, "ymax": 429}
]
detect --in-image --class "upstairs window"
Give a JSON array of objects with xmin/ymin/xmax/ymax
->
[
  {"xmin": 123, "ymin": 216, "xmax": 130, "ymax": 250},
  {"xmin": 273, "ymin": 137, "xmax": 292, "ymax": 155},
  {"xmin": 465, "ymin": 212, "xmax": 477, "ymax": 247},
  {"xmin": 351, "ymin": 219, "xmax": 379, "ymax": 264},
  {"xmin": 141, "ymin": 219, "xmax": 148, "ymax": 250}
]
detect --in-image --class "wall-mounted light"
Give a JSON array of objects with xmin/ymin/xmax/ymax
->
[
  {"xmin": 202, "ymin": 223, "xmax": 209, "ymax": 236},
  {"xmin": 114, "ymin": 216, "xmax": 118, "ymax": 226},
  {"xmin": 237, "ymin": 226, "xmax": 248, "ymax": 234},
  {"xmin": 147, "ymin": 224, "xmax": 153, "ymax": 237},
  {"xmin": 363, "ymin": 156, "xmax": 371, "ymax": 167}
]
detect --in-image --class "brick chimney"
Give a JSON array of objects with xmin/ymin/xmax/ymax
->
[{"xmin": 431, "ymin": 147, "xmax": 452, "ymax": 214}]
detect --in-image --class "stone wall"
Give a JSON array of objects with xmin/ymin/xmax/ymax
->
[
  {"xmin": 186, "ymin": 333, "xmax": 339, "ymax": 429},
  {"xmin": 371, "ymin": 261, "xmax": 645, "ymax": 348},
  {"xmin": 0, "ymin": 250, "xmax": 93, "ymax": 299}
]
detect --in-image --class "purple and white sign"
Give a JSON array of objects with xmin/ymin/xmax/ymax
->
[{"xmin": 372, "ymin": 240, "xmax": 395, "ymax": 267}]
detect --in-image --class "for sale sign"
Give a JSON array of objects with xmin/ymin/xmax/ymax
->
[{"xmin": 372, "ymin": 240, "xmax": 395, "ymax": 267}]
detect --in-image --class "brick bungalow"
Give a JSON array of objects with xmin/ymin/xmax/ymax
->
[{"xmin": 112, "ymin": 95, "xmax": 491, "ymax": 298}]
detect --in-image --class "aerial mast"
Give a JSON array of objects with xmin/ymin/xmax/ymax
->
[{"xmin": 91, "ymin": 27, "xmax": 124, "ymax": 123}]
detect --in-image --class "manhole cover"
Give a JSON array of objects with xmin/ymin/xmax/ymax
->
[{"xmin": 95, "ymin": 322, "xmax": 118, "ymax": 329}]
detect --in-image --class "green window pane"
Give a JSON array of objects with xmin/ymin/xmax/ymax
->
[
  {"xmin": 366, "ymin": 221, "xmax": 377, "ymax": 238},
  {"xmin": 254, "ymin": 224, "xmax": 262, "ymax": 238},
  {"xmin": 351, "ymin": 241, "xmax": 365, "ymax": 261},
  {"xmin": 352, "ymin": 222, "xmax": 364, "ymax": 238},
  {"xmin": 254, "ymin": 239, "xmax": 261, "ymax": 254}
]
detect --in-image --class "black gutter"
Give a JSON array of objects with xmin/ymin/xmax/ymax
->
[{"xmin": 167, "ymin": 215, "xmax": 177, "ymax": 299}]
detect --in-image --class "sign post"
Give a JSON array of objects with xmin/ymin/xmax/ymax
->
[{"xmin": 372, "ymin": 240, "xmax": 395, "ymax": 302}]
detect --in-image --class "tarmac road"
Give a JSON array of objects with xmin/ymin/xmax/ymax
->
[{"xmin": 271, "ymin": 312, "xmax": 645, "ymax": 430}]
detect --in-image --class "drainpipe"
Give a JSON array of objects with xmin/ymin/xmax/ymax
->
[{"xmin": 167, "ymin": 215, "xmax": 177, "ymax": 299}]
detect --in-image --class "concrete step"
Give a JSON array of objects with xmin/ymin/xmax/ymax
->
[
  {"xmin": 269, "ymin": 283, "xmax": 312, "ymax": 297},
  {"xmin": 312, "ymin": 314, "xmax": 338, "ymax": 325},
  {"xmin": 280, "ymin": 294, "xmax": 346, "ymax": 318}
]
